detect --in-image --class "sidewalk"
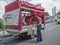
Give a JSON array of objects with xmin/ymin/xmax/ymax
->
[{"xmin": 0, "ymin": 31, "xmax": 9, "ymax": 36}]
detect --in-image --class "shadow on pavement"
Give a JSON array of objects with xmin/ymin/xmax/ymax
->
[{"xmin": 0, "ymin": 36, "xmax": 32, "ymax": 45}]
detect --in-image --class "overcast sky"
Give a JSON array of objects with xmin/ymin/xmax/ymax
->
[{"xmin": 0, "ymin": 0, "xmax": 60, "ymax": 18}]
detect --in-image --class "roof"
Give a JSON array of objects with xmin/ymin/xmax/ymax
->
[
  {"xmin": 5, "ymin": 0, "xmax": 44, "ymax": 12},
  {"xmin": 21, "ymin": 1, "xmax": 44, "ymax": 11}
]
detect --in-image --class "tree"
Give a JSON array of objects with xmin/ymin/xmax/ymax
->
[
  {"xmin": 57, "ymin": 12, "xmax": 60, "ymax": 19},
  {"xmin": 57, "ymin": 12, "xmax": 60, "ymax": 15},
  {"xmin": 45, "ymin": 12, "xmax": 49, "ymax": 16},
  {"xmin": 0, "ymin": 18, "xmax": 6, "ymax": 30},
  {"xmin": 0, "ymin": 18, "xmax": 6, "ymax": 37},
  {"xmin": 0, "ymin": 19, "xmax": 2, "ymax": 29}
]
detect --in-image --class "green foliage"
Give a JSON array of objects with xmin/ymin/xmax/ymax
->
[
  {"xmin": 45, "ymin": 12, "xmax": 49, "ymax": 16},
  {"xmin": 57, "ymin": 12, "xmax": 60, "ymax": 19},
  {"xmin": 57, "ymin": 12, "xmax": 60, "ymax": 15},
  {"xmin": 0, "ymin": 19, "xmax": 6, "ymax": 30}
]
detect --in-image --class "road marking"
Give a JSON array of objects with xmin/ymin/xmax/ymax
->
[
  {"xmin": 46, "ymin": 23, "xmax": 54, "ymax": 25},
  {"xmin": 46, "ymin": 25, "xmax": 57, "ymax": 32}
]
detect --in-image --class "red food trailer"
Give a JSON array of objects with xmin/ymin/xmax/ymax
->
[{"xmin": 5, "ymin": 0, "xmax": 45, "ymax": 38}]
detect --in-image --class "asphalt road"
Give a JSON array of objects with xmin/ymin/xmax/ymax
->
[{"xmin": 0, "ymin": 23, "xmax": 60, "ymax": 45}]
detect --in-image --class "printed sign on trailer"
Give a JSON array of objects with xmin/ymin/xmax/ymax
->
[{"xmin": 5, "ymin": 9, "xmax": 19, "ymax": 25}]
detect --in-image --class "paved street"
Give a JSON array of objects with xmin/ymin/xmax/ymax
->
[{"xmin": 0, "ymin": 23, "xmax": 60, "ymax": 45}]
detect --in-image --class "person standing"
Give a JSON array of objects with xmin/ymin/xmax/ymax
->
[{"xmin": 36, "ymin": 15, "xmax": 42, "ymax": 42}]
